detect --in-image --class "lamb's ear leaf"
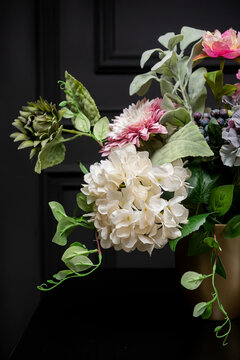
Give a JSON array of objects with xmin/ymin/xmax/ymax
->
[
  {"xmin": 129, "ymin": 71, "xmax": 158, "ymax": 96},
  {"xmin": 151, "ymin": 121, "xmax": 214, "ymax": 166},
  {"xmin": 180, "ymin": 26, "xmax": 205, "ymax": 51}
]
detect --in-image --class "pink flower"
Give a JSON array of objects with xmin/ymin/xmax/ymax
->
[
  {"xmin": 202, "ymin": 29, "xmax": 240, "ymax": 59},
  {"xmin": 237, "ymin": 69, "xmax": 240, "ymax": 80},
  {"xmin": 101, "ymin": 98, "xmax": 167, "ymax": 156}
]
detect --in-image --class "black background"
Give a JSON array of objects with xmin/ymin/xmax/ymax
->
[{"xmin": 1, "ymin": 0, "xmax": 239, "ymax": 358}]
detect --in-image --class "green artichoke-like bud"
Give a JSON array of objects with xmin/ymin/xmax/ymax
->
[{"xmin": 10, "ymin": 97, "xmax": 64, "ymax": 159}]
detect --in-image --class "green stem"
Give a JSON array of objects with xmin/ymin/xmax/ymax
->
[
  {"xmin": 62, "ymin": 128, "xmax": 103, "ymax": 147},
  {"xmin": 62, "ymin": 128, "xmax": 92, "ymax": 137},
  {"xmin": 37, "ymin": 252, "xmax": 102, "ymax": 292},
  {"xmin": 211, "ymin": 250, "xmax": 231, "ymax": 346},
  {"xmin": 177, "ymin": 73, "xmax": 192, "ymax": 119},
  {"xmin": 220, "ymin": 58, "xmax": 225, "ymax": 72}
]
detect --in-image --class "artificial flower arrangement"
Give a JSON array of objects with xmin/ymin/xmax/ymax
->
[{"xmin": 11, "ymin": 26, "xmax": 240, "ymax": 345}]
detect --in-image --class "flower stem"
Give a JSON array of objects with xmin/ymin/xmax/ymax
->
[
  {"xmin": 220, "ymin": 58, "xmax": 225, "ymax": 72},
  {"xmin": 211, "ymin": 244, "xmax": 231, "ymax": 346}
]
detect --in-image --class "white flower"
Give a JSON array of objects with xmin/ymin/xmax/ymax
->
[{"xmin": 82, "ymin": 144, "xmax": 190, "ymax": 255}]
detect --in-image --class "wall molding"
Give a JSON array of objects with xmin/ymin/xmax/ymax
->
[{"xmin": 94, "ymin": 0, "xmax": 238, "ymax": 75}]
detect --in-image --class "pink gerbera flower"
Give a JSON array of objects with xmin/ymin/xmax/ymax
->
[{"xmin": 101, "ymin": 98, "xmax": 167, "ymax": 156}]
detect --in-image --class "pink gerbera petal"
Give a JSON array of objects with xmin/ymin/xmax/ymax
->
[{"xmin": 100, "ymin": 98, "xmax": 168, "ymax": 156}]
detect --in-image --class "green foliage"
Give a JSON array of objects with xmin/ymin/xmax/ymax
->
[
  {"xmin": 188, "ymin": 67, "xmax": 207, "ymax": 113},
  {"xmin": 49, "ymin": 201, "xmax": 94, "ymax": 246},
  {"xmin": 180, "ymin": 27, "xmax": 204, "ymax": 51},
  {"xmin": 187, "ymin": 229, "xmax": 213, "ymax": 256},
  {"xmin": 204, "ymin": 70, "xmax": 237, "ymax": 106},
  {"xmin": 160, "ymin": 107, "xmax": 190, "ymax": 126},
  {"xmin": 34, "ymin": 127, "xmax": 66, "ymax": 174},
  {"xmin": 211, "ymin": 251, "xmax": 226, "ymax": 279},
  {"xmin": 209, "ymin": 185, "xmax": 234, "ymax": 216},
  {"xmin": 79, "ymin": 162, "xmax": 89, "ymax": 174},
  {"xmin": 93, "ymin": 116, "xmax": 110, "ymax": 141},
  {"xmin": 73, "ymin": 113, "xmax": 91, "ymax": 133},
  {"xmin": 49, "ymin": 201, "xmax": 67, "ymax": 221},
  {"xmin": 76, "ymin": 192, "xmax": 94, "ymax": 213},
  {"xmin": 193, "ymin": 302, "xmax": 209, "ymax": 317},
  {"xmin": 158, "ymin": 32, "xmax": 175, "ymax": 48},
  {"xmin": 201, "ymin": 302, "xmax": 212, "ymax": 319},
  {"xmin": 169, "ymin": 213, "xmax": 212, "ymax": 251},
  {"xmin": 52, "ymin": 216, "xmax": 79, "ymax": 246},
  {"xmin": 181, "ymin": 271, "xmax": 206, "ymax": 290},
  {"xmin": 140, "ymin": 48, "xmax": 163, "ymax": 68},
  {"xmin": 151, "ymin": 121, "xmax": 214, "ymax": 166},
  {"xmin": 224, "ymin": 215, "xmax": 240, "ymax": 239},
  {"xmin": 203, "ymin": 237, "xmax": 221, "ymax": 250},
  {"xmin": 65, "ymin": 254, "xmax": 94, "ymax": 273},
  {"xmin": 64, "ymin": 71, "xmax": 100, "ymax": 125},
  {"xmin": 207, "ymin": 118, "xmax": 224, "ymax": 154},
  {"xmin": 187, "ymin": 160, "xmax": 220, "ymax": 204},
  {"xmin": 129, "ymin": 71, "xmax": 159, "ymax": 96},
  {"xmin": 53, "ymin": 269, "xmax": 73, "ymax": 280}
]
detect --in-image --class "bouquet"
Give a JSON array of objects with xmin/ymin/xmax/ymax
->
[{"xmin": 10, "ymin": 26, "xmax": 240, "ymax": 345}]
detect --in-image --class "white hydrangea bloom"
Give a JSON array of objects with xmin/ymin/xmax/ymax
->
[{"xmin": 82, "ymin": 144, "xmax": 191, "ymax": 255}]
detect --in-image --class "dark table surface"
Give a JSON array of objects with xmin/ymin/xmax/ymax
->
[{"xmin": 10, "ymin": 269, "xmax": 240, "ymax": 360}]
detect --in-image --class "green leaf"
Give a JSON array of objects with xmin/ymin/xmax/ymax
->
[
  {"xmin": 62, "ymin": 245, "xmax": 91, "ymax": 263},
  {"xmin": 52, "ymin": 216, "xmax": 78, "ymax": 246},
  {"xmin": 221, "ymin": 84, "xmax": 237, "ymax": 97},
  {"xmin": 180, "ymin": 26, "xmax": 204, "ymax": 51},
  {"xmin": 204, "ymin": 70, "xmax": 223, "ymax": 103},
  {"xmin": 203, "ymin": 237, "xmax": 220, "ymax": 250},
  {"xmin": 211, "ymin": 251, "xmax": 226, "ymax": 279},
  {"xmin": 76, "ymin": 192, "xmax": 94, "ymax": 213},
  {"xmin": 53, "ymin": 269, "xmax": 73, "ymax": 280},
  {"xmin": 181, "ymin": 271, "xmax": 205, "ymax": 290},
  {"xmin": 65, "ymin": 71, "xmax": 100, "ymax": 126},
  {"xmin": 160, "ymin": 94, "xmax": 175, "ymax": 111},
  {"xmin": 129, "ymin": 71, "xmax": 158, "ymax": 96},
  {"xmin": 201, "ymin": 302, "xmax": 212, "ymax": 319},
  {"xmin": 34, "ymin": 127, "xmax": 66, "ymax": 174},
  {"xmin": 160, "ymin": 78, "xmax": 174, "ymax": 97},
  {"xmin": 62, "ymin": 108, "xmax": 74, "ymax": 119},
  {"xmin": 193, "ymin": 302, "xmax": 208, "ymax": 317},
  {"xmin": 176, "ymin": 56, "xmax": 189, "ymax": 84},
  {"xmin": 168, "ymin": 34, "xmax": 184, "ymax": 50},
  {"xmin": 207, "ymin": 118, "xmax": 224, "ymax": 153},
  {"xmin": 158, "ymin": 32, "xmax": 175, "ymax": 48},
  {"xmin": 160, "ymin": 107, "xmax": 190, "ymax": 126},
  {"xmin": 79, "ymin": 162, "xmax": 89, "ymax": 174},
  {"xmin": 169, "ymin": 213, "xmax": 212, "ymax": 252},
  {"xmin": 49, "ymin": 201, "xmax": 67, "ymax": 221},
  {"xmin": 73, "ymin": 113, "xmax": 91, "ymax": 133},
  {"xmin": 140, "ymin": 48, "xmax": 163, "ymax": 68},
  {"xmin": 151, "ymin": 121, "xmax": 214, "ymax": 166},
  {"xmin": 187, "ymin": 39, "xmax": 203, "ymax": 73},
  {"xmin": 224, "ymin": 215, "xmax": 240, "ymax": 239},
  {"xmin": 151, "ymin": 51, "xmax": 174, "ymax": 71},
  {"xmin": 187, "ymin": 160, "xmax": 220, "ymax": 204},
  {"xmin": 187, "ymin": 229, "xmax": 212, "ymax": 256},
  {"xmin": 65, "ymin": 254, "xmax": 93, "ymax": 273},
  {"xmin": 209, "ymin": 185, "xmax": 234, "ymax": 216},
  {"xmin": 188, "ymin": 67, "xmax": 207, "ymax": 114},
  {"xmin": 93, "ymin": 116, "xmax": 110, "ymax": 141},
  {"xmin": 59, "ymin": 101, "xmax": 67, "ymax": 107}
]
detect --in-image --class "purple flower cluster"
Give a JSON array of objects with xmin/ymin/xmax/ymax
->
[
  {"xmin": 220, "ymin": 108, "xmax": 240, "ymax": 167},
  {"xmin": 222, "ymin": 109, "xmax": 240, "ymax": 148}
]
